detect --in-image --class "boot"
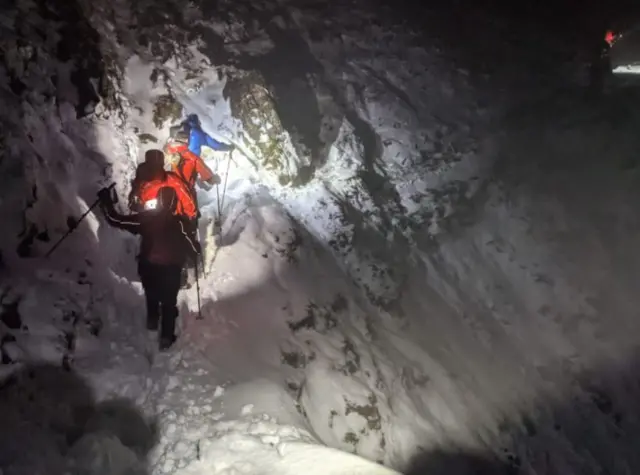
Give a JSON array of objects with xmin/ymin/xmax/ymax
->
[
  {"xmin": 159, "ymin": 306, "xmax": 178, "ymax": 351},
  {"xmin": 159, "ymin": 334, "xmax": 176, "ymax": 351}
]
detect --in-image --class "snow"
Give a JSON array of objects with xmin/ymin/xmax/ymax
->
[
  {"xmin": 3, "ymin": 0, "xmax": 640, "ymax": 474},
  {"xmin": 612, "ymin": 64, "xmax": 640, "ymax": 74},
  {"xmin": 181, "ymin": 436, "xmax": 399, "ymax": 475}
]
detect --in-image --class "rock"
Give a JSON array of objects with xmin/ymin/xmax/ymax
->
[
  {"xmin": 152, "ymin": 94, "xmax": 183, "ymax": 129},
  {"xmin": 224, "ymin": 70, "xmax": 309, "ymax": 185}
]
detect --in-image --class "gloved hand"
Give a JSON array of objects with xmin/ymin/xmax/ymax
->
[
  {"xmin": 198, "ymin": 180, "xmax": 213, "ymax": 192},
  {"xmin": 97, "ymin": 186, "xmax": 115, "ymax": 205},
  {"xmin": 226, "ymin": 143, "xmax": 235, "ymax": 152},
  {"xmin": 210, "ymin": 174, "xmax": 222, "ymax": 186}
]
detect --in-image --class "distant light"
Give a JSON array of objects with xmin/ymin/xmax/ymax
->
[{"xmin": 605, "ymin": 30, "xmax": 618, "ymax": 46}]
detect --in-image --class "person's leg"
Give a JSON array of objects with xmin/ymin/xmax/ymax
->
[
  {"xmin": 138, "ymin": 260, "xmax": 160, "ymax": 331},
  {"xmin": 180, "ymin": 265, "xmax": 191, "ymax": 289},
  {"xmin": 182, "ymin": 217, "xmax": 199, "ymax": 288},
  {"xmin": 158, "ymin": 265, "xmax": 183, "ymax": 350}
]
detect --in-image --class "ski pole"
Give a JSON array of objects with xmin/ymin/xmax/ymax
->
[
  {"xmin": 194, "ymin": 256, "xmax": 203, "ymax": 320},
  {"xmin": 46, "ymin": 183, "xmax": 116, "ymax": 258},
  {"xmin": 214, "ymin": 180, "xmax": 222, "ymax": 235},
  {"xmin": 213, "ymin": 149, "xmax": 233, "ymax": 235}
]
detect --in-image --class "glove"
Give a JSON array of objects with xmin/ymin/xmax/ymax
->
[
  {"xmin": 225, "ymin": 143, "xmax": 235, "ymax": 152},
  {"xmin": 198, "ymin": 180, "xmax": 213, "ymax": 191},
  {"xmin": 210, "ymin": 174, "xmax": 222, "ymax": 185},
  {"xmin": 97, "ymin": 186, "xmax": 115, "ymax": 204}
]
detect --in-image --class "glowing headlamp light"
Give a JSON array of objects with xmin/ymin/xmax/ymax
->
[{"xmin": 144, "ymin": 198, "xmax": 158, "ymax": 210}]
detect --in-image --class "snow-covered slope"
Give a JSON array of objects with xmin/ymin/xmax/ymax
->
[{"xmin": 3, "ymin": 0, "xmax": 640, "ymax": 474}]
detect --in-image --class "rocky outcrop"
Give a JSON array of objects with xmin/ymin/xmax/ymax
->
[{"xmin": 225, "ymin": 70, "xmax": 310, "ymax": 186}]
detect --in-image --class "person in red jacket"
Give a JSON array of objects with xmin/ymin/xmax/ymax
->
[
  {"xmin": 98, "ymin": 185, "xmax": 200, "ymax": 350},
  {"xmin": 164, "ymin": 139, "xmax": 221, "ymax": 190},
  {"xmin": 166, "ymin": 114, "xmax": 231, "ymax": 190},
  {"xmin": 128, "ymin": 152, "xmax": 201, "ymax": 289}
]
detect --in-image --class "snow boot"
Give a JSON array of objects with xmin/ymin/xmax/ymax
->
[
  {"xmin": 159, "ymin": 306, "xmax": 178, "ymax": 351},
  {"xmin": 159, "ymin": 335, "xmax": 176, "ymax": 351}
]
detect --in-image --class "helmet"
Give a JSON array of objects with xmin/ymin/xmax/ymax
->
[
  {"xmin": 133, "ymin": 162, "xmax": 153, "ymax": 183},
  {"xmin": 185, "ymin": 114, "xmax": 200, "ymax": 127},
  {"xmin": 163, "ymin": 140, "xmax": 185, "ymax": 167}
]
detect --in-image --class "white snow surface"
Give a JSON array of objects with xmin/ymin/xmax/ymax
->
[{"xmin": 3, "ymin": 0, "xmax": 640, "ymax": 475}]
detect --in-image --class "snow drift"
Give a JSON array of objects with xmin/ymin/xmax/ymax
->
[{"xmin": 3, "ymin": 0, "xmax": 640, "ymax": 474}]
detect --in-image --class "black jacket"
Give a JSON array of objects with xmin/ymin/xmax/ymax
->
[{"xmin": 101, "ymin": 201, "xmax": 198, "ymax": 266}]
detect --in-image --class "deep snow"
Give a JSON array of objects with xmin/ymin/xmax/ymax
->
[{"xmin": 3, "ymin": 0, "xmax": 640, "ymax": 474}]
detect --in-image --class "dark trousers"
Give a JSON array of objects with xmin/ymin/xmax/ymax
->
[{"xmin": 138, "ymin": 260, "xmax": 182, "ymax": 340}]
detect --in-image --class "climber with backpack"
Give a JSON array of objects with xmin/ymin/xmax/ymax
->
[
  {"xmin": 165, "ymin": 113, "xmax": 233, "ymax": 191},
  {"xmin": 98, "ymin": 185, "xmax": 200, "ymax": 350},
  {"xmin": 128, "ymin": 149, "xmax": 204, "ymax": 289},
  {"xmin": 164, "ymin": 114, "xmax": 235, "ymax": 283}
]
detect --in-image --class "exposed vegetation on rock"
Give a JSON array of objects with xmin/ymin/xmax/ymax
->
[
  {"xmin": 152, "ymin": 94, "xmax": 183, "ymax": 129},
  {"xmin": 225, "ymin": 71, "xmax": 302, "ymax": 185}
]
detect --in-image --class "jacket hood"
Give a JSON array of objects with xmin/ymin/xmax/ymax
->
[{"xmin": 185, "ymin": 114, "xmax": 200, "ymax": 127}]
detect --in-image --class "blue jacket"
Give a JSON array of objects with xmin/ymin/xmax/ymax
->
[{"xmin": 184, "ymin": 115, "xmax": 232, "ymax": 156}]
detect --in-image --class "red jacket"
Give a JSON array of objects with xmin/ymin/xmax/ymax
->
[
  {"xmin": 101, "ymin": 200, "xmax": 198, "ymax": 266},
  {"xmin": 164, "ymin": 142, "xmax": 216, "ymax": 188},
  {"xmin": 133, "ymin": 172, "xmax": 198, "ymax": 220}
]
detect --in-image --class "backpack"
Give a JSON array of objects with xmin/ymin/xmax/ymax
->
[{"xmin": 137, "ymin": 173, "xmax": 197, "ymax": 219}]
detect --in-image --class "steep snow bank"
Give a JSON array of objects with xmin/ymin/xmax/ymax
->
[{"xmin": 385, "ymin": 89, "xmax": 640, "ymax": 472}]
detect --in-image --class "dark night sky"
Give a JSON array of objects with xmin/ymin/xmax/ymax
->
[{"xmin": 387, "ymin": 0, "xmax": 640, "ymax": 35}]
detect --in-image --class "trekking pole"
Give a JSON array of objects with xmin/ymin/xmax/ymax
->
[
  {"xmin": 46, "ymin": 183, "xmax": 115, "ymax": 258},
  {"xmin": 214, "ymin": 180, "xmax": 222, "ymax": 235},
  {"xmin": 194, "ymin": 256, "xmax": 203, "ymax": 320},
  {"xmin": 213, "ymin": 149, "xmax": 233, "ymax": 236}
]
